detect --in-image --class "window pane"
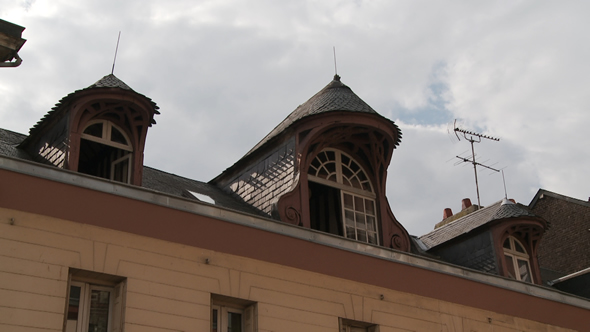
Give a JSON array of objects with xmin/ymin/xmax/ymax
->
[
  {"xmin": 354, "ymin": 196, "xmax": 364, "ymax": 212},
  {"xmin": 228, "ymin": 312, "xmax": 242, "ymax": 332},
  {"xmin": 343, "ymin": 178, "xmax": 352, "ymax": 187},
  {"xmin": 325, "ymin": 162, "xmax": 336, "ymax": 177},
  {"xmin": 514, "ymin": 241, "xmax": 526, "ymax": 254},
  {"xmin": 367, "ymin": 232, "xmax": 378, "ymax": 244},
  {"xmin": 349, "ymin": 177, "xmax": 361, "ymax": 189},
  {"xmin": 345, "ymin": 210, "xmax": 355, "ymax": 227},
  {"xmin": 211, "ymin": 308, "xmax": 218, "ymax": 332},
  {"xmin": 357, "ymin": 229, "xmax": 367, "ymax": 242},
  {"xmin": 88, "ymin": 289, "xmax": 110, "ymax": 332},
  {"xmin": 66, "ymin": 286, "xmax": 81, "ymax": 332},
  {"xmin": 504, "ymin": 254, "xmax": 516, "ymax": 279},
  {"xmin": 317, "ymin": 166, "xmax": 329, "ymax": 179},
  {"xmin": 517, "ymin": 259, "xmax": 532, "ymax": 282},
  {"xmin": 343, "ymin": 193, "xmax": 353, "ymax": 210},
  {"xmin": 365, "ymin": 200, "xmax": 375, "ymax": 215},
  {"xmin": 84, "ymin": 123, "xmax": 103, "ymax": 138},
  {"xmin": 366, "ymin": 216, "xmax": 376, "ymax": 231},
  {"xmin": 342, "ymin": 165, "xmax": 353, "ymax": 179},
  {"xmin": 346, "ymin": 226, "xmax": 356, "ymax": 239},
  {"xmin": 503, "ymin": 238, "xmax": 511, "ymax": 249},
  {"xmin": 341, "ymin": 154, "xmax": 350, "ymax": 166},
  {"xmin": 110, "ymin": 126, "xmax": 129, "ymax": 145},
  {"xmin": 355, "ymin": 212, "xmax": 366, "ymax": 229},
  {"xmin": 325, "ymin": 150, "xmax": 335, "ymax": 161}
]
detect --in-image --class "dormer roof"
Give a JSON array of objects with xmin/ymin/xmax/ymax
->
[
  {"xmin": 88, "ymin": 73, "xmax": 133, "ymax": 90},
  {"xmin": 22, "ymin": 74, "xmax": 159, "ymax": 146},
  {"xmin": 244, "ymin": 75, "xmax": 400, "ymax": 158},
  {"xmin": 420, "ymin": 199, "xmax": 540, "ymax": 250}
]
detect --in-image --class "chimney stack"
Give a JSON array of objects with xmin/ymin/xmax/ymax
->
[
  {"xmin": 443, "ymin": 208, "xmax": 453, "ymax": 220},
  {"xmin": 461, "ymin": 198, "xmax": 472, "ymax": 210}
]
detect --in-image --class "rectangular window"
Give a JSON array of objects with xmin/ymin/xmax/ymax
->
[
  {"xmin": 339, "ymin": 318, "xmax": 379, "ymax": 332},
  {"xmin": 341, "ymin": 192, "xmax": 379, "ymax": 245},
  {"xmin": 65, "ymin": 270, "xmax": 126, "ymax": 332},
  {"xmin": 211, "ymin": 295, "xmax": 256, "ymax": 332}
]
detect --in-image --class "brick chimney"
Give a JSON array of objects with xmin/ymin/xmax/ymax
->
[
  {"xmin": 443, "ymin": 208, "xmax": 453, "ymax": 220},
  {"xmin": 461, "ymin": 198, "xmax": 472, "ymax": 210}
]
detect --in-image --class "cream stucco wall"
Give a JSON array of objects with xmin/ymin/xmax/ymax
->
[{"xmin": 0, "ymin": 207, "xmax": 577, "ymax": 332}]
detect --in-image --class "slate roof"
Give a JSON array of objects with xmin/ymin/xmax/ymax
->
[
  {"xmin": 26, "ymin": 74, "xmax": 159, "ymax": 140},
  {"xmin": 88, "ymin": 74, "xmax": 133, "ymax": 90},
  {"xmin": 0, "ymin": 128, "xmax": 261, "ymax": 217},
  {"xmin": 0, "ymin": 128, "xmax": 31, "ymax": 160},
  {"xmin": 244, "ymin": 75, "xmax": 400, "ymax": 158},
  {"xmin": 419, "ymin": 199, "xmax": 538, "ymax": 250},
  {"xmin": 142, "ymin": 166, "xmax": 264, "ymax": 216}
]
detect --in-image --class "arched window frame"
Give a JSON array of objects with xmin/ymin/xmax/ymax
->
[
  {"xmin": 503, "ymin": 236, "xmax": 533, "ymax": 283},
  {"xmin": 79, "ymin": 120, "xmax": 133, "ymax": 184},
  {"xmin": 81, "ymin": 120, "xmax": 133, "ymax": 152},
  {"xmin": 308, "ymin": 149, "xmax": 379, "ymax": 245}
]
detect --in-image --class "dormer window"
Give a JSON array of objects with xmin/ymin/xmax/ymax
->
[
  {"xmin": 308, "ymin": 149, "xmax": 379, "ymax": 244},
  {"xmin": 503, "ymin": 236, "xmax": 533, "ymax": 282},
  {"xmin": 78, "ymin": 120, "xmax": 133, "ymax": 184}
]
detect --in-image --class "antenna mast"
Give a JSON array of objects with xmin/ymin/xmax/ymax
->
[{"xmin": 453, "ymin": 121, "xmax": 500, "ymax": 207}]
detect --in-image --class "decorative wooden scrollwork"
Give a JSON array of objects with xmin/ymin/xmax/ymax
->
[
  {"xmin": 285, "ymin": 206, "xmax": 302, "ymax": 226},
  {"xmin": 390, "ymin": 234, "xmax": 406, "ymax": 250}
]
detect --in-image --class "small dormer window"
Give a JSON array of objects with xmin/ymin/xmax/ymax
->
[
  {"xmin": 308, "ymin": 149, "xmax": 379, "ymax": 244},
  {"xmin": 503, "ymin": 236, "xmax": 533, "ymax": 282},
  {"xmin": 78, "ymin": 120, "xmax": 133, "ymax": 184}
]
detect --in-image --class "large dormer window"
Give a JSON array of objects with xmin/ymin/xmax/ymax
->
[
  {"xmin": 78, "ymin": 120, "xmax": 133, "ymax": 184},
  {"xmin": 308, "ymin": 149, "xmax": 379, "ymax": 244},
  {"xmin": 503, "ymin": 236, "xmax": 533, "ymax": 282}
]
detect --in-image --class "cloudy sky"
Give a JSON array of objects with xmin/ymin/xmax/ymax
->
[{"xmin": 2, "ymin": 1, "xmax": 588, "ymax": 236}]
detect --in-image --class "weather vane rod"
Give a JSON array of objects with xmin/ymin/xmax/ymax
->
[
  {"xmin": 111, "ymin": 31, "xmax": 121, "ymax": 75},
  {"xmin": 333, "ymin": 46, "xmax": 338, "ymax": 76}
]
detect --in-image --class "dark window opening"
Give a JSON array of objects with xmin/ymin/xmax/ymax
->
[
  {"xmin": 309, "ymin": 181, "xmax": 343, "ymax": 237},
  {"xmin": 78, "ymin": 139, "xmax": 130, "ymax": 183}
]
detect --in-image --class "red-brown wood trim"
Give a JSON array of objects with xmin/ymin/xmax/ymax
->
[
  {"xmin": 278, "ymin": 112, "xmax": 410, "ymax": 250},
  {"xmin": 0, "ymin": 168, "xmax": 588, "ymax": 330},
  {"xmin": 65, "ymin": 89, "xmax": 156, "ymax": 185},
  {"xmin": 491, "ymin": 219, "xmax": 546, "ymax": 285}
]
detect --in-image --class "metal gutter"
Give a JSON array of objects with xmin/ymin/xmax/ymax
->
[
  {"xmin": 548, "ymin": 267, "xmax": 590, "ymax": 286},
  {"xmin": 1, "ymin": 155, "xmax": 589, "ymax": 310}
]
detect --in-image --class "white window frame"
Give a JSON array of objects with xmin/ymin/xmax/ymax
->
[
  {"xmin": 503, "ymin": 236, "xmax": 534, "ymax": 282},
  {"xmin": 81, "ymin": 120, "xmax": 133, "ymax": 152},
  {"xmin": 80, "ymin": 120, "xmax": 133, "ymax": 184},
  {"xmin": 110, "ymin": 153, "xmax": 132, "ymax": 184},
  {"xmin": 308, "ymin": 149, "xmax": 379, "ymax": 244},
  {"xmin": 211, "ymin": 295, "xmax": 256, "ymax": 332},
  {"xmin": 211, "ymin": 304, "xmax": 244, "ymax": 332},
  {"xmin": 66, "ymin": 281, "xmax": 115, "ymax": 332}
]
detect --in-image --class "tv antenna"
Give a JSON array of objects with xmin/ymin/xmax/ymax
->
[{"xmin": 452, "ymin": 119, "xmax": 500, "ymax": 207}]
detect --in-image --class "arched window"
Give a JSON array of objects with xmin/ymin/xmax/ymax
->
[
  {"xmin": 503, "ymin": 236, "xmax": 533, "ymax": 282},
  {"xmin": 78, "ymin": 120, "xmax": 133, "ymax": 184},
  {"xmin": 308, "ymin": 149, "xmax": 378, "ymax": 244}
]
